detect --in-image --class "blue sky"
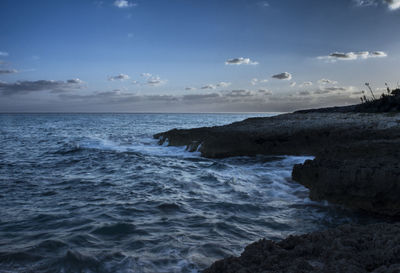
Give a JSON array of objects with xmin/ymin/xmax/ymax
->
[{"xmin": 1, "ymin": 0, "xmax": 400, "ymax": 112}]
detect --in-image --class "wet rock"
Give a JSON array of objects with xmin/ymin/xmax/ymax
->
[
  {"xmin": 203, "ymin": 223, "xmax": 400, "ymax": 273},
  {"xmin": 292, "ymin": 141, "xmax": 400, "ymax": 216}
]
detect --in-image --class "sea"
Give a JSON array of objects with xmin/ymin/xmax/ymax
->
[{"xmin": 0, "ymin": 113, "xmax": 380, "ymax": 273}]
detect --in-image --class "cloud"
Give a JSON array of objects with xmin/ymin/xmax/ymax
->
[
  {"xmin": 385, "ymin": 0, "xmax": 400, "ymax": 10},
  {"xmin": 141, "ymin": 73, "xmax": 152, "ymax": 78},
  {"xmin": 225, "ymin": 57, "xmax": 258, "ymax": 65},
  {"xmin": 183, "ymin": 93, "xmax": 221, "ymax": 101},
  {"xmin": 146, "ymin": 76, "xmax": 166, "ymax": 86},
  {"xmin": 314, "ymin": 86, "xmax": 348, "ymax": 95},
  {"xmin": 108, "ymin": 73, "xmax": 130, "ymax": 81},
  {"xmin": 298, "ymin": 91, "xmax": 311, "ymax": 96},
  {"xmin": 318, "ymin": 79, "xmax": 338, "ymax": 85},
  {"xmin": 300, "ymin": 81, "xmax": 313, "ymax": 87},
  {"xmin": 201, "ymin": 84, "xmax": 216, "ymax": 90},
  {"xmin": 216, "ymin": 81, "xmax": 231, "ymax": 87},
  {"xmin": 354, "ymin": 0, "xmax": 400, "ymax": 10},
  {"xmin": 185, "ymin": 87, "xmax": 196, "ymax": 91},
  {"xmin": 257, "ymin": 89, "xmax": 273, "ymax": 95},
  {"xmin": 318, "ymin": 51, "xmax": 387, "ymax": 62},
  {"xmin": 259, "ymin": 1, "xmax": 270, "ymax": 7},
  {"xmin": 272, "ymin": 72, "xmax": 292, "ymax": 80},
  {"xmin": 251, "ymin": 78, "xmax": 268, "ymax": 85},
  {"xmin": 290, "ymin": 82, "xmax": 297, "ymax": 87},
  {"xmin": 0, "ymin": 79, "xmax": 84, "ymax": 96},
  {"xmin": 113, "ymin": 0, "xmax": 136, "ymax": 8},
  {"xmin": 353, "ymin": 0, "xmax": 378, "ymax": 7},
  {"xmin": 0, "ymin": 69, "xmax": 18, "ymax": 75},
  {"xmin": 0, "ymin": 51, "xmax": 8, "ymax": 57},
  {"xmin": 67, "ymin": 78, "xmax": 84, "ymax": 84},
  {"xmin": 48, "ymin": 86, "xmax": 361, "ymax": 113}
]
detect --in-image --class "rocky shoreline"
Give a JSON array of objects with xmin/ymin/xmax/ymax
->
[{"xmin": 154, "ymin": 109, "xmax": 400, "ymax": 272}]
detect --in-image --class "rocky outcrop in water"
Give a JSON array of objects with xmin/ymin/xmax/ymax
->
[
  {"xmin": 203, "ymin": 223, "xmax": 400, "ymax": 273},
  {"xmin": 292, "ymin": 142, "xmax": 400, "ymax": 217},
  {"xmin": 154, "ymin": 112, "xmax": 400, "ymax": 216},
  {"xmin": 155, "ymin": 109, "xmax": 400, "ymax": 272}
]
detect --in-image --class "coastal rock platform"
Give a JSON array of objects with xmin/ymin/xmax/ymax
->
[
  {"xmin": 155, "ymin": 112, "xmax": 400, "ymax": 216},
  {"xmin": 155, "ymin": 111, "xmax": 400, "ymax": 272},
  {"xmin": 203, "ymin": 223, "xmax": 400, "ymax": 273}
]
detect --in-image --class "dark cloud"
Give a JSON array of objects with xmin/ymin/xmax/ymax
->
[
  {"xmin": 0, "ymin": 79, "xmax": 84, "ymax": 96},
  {"xmin": 0, "ymin": 69, "xmax": 17, "ymax": 74},
  {"xmin": 67, "ymin": 78, "xmax": 84, "ymax": 84},
  {"xmin": 225, "ymin": 57, "xmax": 258, "ymax": 65},
  {"xmin": 146, "ymin": 76, "xmax": 166, "ymax": 86},
  {"xmin": 314, "ymin": 86, "xmax": 348, "ymax": 95},
  {"xmin": 201, "ymin": 84, "xmax": 216, "ymax": 90},
  {"xmin": 108, "ymin": 74, "xmax": 130, "ymax": 81},
  {"xmin": 298, "ymin": 91, "xmax": 311, "ymax": 96},
  {"xmin": 318, "ymin": 51, "xmax": 387, "ymax": 61},
  {"xmin": 182, "ymin": 93, "xmax": 220, "ymax": 101},
  {"xmin": 272, "ymin": 72, "xmax": 292, "ymax": 80}
]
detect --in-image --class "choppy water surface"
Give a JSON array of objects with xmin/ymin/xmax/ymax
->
[{"xmin": 0, "ymin": 113, "xmax": 379, "ymax": 273}]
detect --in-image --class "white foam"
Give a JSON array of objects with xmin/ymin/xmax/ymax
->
[{"xmin": 77, "ymin": 136, "xmax": 201, "ymax": 158}]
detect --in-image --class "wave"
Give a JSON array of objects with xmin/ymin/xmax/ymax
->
[{"xmin": 54, "ymin": 136, "xmax": 202, "ymax": 158}]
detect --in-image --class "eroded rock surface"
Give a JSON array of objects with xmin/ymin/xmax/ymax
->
[
  {"xmin": 154, "ymin": 112, "xmax": 400, "ymax": 216},
  {"xmin": 203, "ymin": 223, "xmax": 400, "ymax": 273}
]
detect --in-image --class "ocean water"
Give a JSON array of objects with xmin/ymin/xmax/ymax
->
[{"xmin": 0, "ymin": 113, "xmax": 379, "ymax": 273}]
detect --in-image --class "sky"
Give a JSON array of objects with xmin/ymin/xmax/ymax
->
[{"xmin": 1, "ymin": 0, "xmax": 400, "ymax": 112}]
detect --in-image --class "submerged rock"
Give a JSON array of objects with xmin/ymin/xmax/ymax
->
[{"xmin": 203, "ymin": 223, "xmax": 400, "ymax": 273}]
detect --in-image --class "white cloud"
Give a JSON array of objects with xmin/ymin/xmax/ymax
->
[
  {"xmin": 353, "ymin": 0, "xmax": 378, "ymax": 7},
  {"xmin": 354, "ymin": 0, "xmax": 400, "ymax": 10},
  {"xmin": 385, "ymin": 0, "xmax": 400, "ymax": 10},
  {"xmin": 290, "ymin": 82, "xmax": 297, "ymax": 87},
  {"xmin": 141, "ymin": 73, "xmax": 152, "ymax": 78},
  {"xmin": 251, "ymin": 78, "xmax": 268, "ymax": 86},
  {"xmin": 113, "ymin": 0, "xmax": 136, "ymax": 8},
  {"xmin": 300, "ymin": 81, "xmax": 313, "ymax": 87},
  {"xmin": 185, "ymin": 87, "xmax": 196, "ymax": 91},
  {"xmin": 108, "ymin": 74, "xmax": 130, "ymax": 81},
  {"xmin": 0, "ymin": 51, "xmax": 8, "ymax": 57},
  {"xmin": 225, "ymin": 57, "xmax": 258, "ymax": 65},
  {"xmin": 318, "ymin": 79, "xmax": 338, "ymax": 85},
  {"xmin": 318, "ymin": 51, "xmax": 388, "ymax": 62},
  {"xmin": 272, "ymin": 72, "xmax": 292, "ymax": 80},
  {"xmin": 216, "ymin": 82, "xmax": 231, "ymax": 87}
]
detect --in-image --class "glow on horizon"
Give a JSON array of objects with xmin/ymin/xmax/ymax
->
[{"xmin": 0, "ymin": 0, "xmax": 400, "ymax": 112}]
